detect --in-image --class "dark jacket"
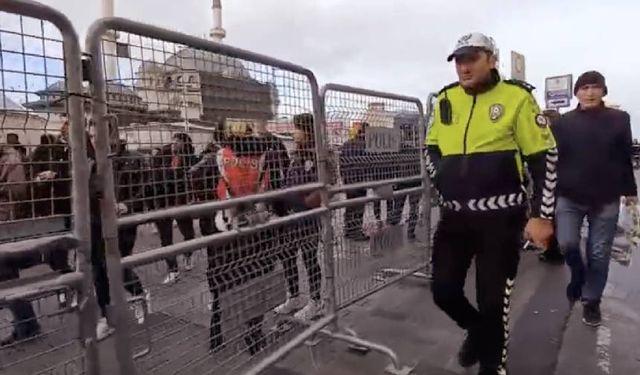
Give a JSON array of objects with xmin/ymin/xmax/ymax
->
[
  {"xmin": 394, "ymin": 144, "xmax": 421, "ymax": 190},
  {"xmin": 282, "ymin": 150, "xmax": 317, "ymax": 213},
  {"xmin": 30, "ymin": 136, "xmax": 70, "ymax": 217},
  {"xmin": 149, "ymin": 142, "xmax": 198, "ymax": 209},
  {"xmin": 112, "ymin": 146, "xmax": 149, "ymax": 214},
  {"xmin": 189, "ymin": 144, "xmax": 220, "ymax": 203},
  {"xmin": 553, "ymin": 105, "xmax": 637, "ymax": 205},
  {"xmin": 339, "ymin": 134, "xmax": 368, "ymax": 185}
]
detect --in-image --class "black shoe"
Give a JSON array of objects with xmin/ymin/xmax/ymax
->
[
  {"xmin": 582, "ymin": 301, "xmax": 602, "ymax": 327},
  {"xmin": 407, "ymin": 232, "xmax": 416, "ymax": 240},
  {"xmin": 458, "ymin": 332, "xmax": 480, "ymax": 368},
  {"xmin": 566, "ymin": 284, "xmax": 582, "ymax": 307}
]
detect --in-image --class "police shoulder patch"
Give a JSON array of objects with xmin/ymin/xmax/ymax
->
[
  {"xmin": 504, "ymin": 79, "xmax": 536, "ymax": 93},
  {"xmin": 535, "ymin": 114, "xmax": 549, "ymax": 128},
  {"xmin": 438, "ymin": 81, "xmax": 460, "ymax": 95}
]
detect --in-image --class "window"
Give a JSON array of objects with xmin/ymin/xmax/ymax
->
[{"xmin": 176, "ymin": 75, "xmax": 183, "ymax": 83}]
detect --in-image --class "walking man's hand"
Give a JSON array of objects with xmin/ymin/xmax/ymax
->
[
  {"xmin": 525, "ymin": 217, "xmax": 554, "ymax": 250},
  {"xmin": 624, "ymin": 196, "xmax": 638, "ymax": 206}
]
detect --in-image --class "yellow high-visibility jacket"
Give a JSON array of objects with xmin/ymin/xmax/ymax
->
[{"xmin": 426, "ymin": 78, "xmax": 557, "ymax": 219}]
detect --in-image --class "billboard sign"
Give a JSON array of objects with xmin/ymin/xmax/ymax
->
[{"xmin": 545, "ymin": 74, "xmax": 573, "ymax": 109}]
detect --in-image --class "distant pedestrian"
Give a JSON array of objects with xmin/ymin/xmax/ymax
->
[{"xmin": 553, "ymin": 71, "xmax": 637, "ymax": 326}]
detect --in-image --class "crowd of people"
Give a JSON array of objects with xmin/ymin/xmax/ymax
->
[{"xmin": 0, "ymin": 112, "xmax": 423, "ymax": 356}]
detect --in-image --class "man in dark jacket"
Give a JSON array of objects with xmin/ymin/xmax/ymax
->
[
  {"xmin": 91, "ymin": 138, "xmax": 149, "ymax": 340},
  {"xmin": 553, "ymin": 71, "xmax": 637, "ymax": 327},
  {"xmin": 149, "ymin": 133, "xmax": 197, "ymax": 284}
]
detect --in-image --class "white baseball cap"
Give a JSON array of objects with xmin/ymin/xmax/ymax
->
[{"xmin": 447, "ymin": 33, "xmax": 496, "ymax": 62}]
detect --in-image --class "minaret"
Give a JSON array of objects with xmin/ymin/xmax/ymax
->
[
  {"xmin": 101, "ymin": 0, "xmax": 117, "ymax": 80},
  {"xmin": 210, "ymin": 0, "xmax": 226, "ymax": 42}
]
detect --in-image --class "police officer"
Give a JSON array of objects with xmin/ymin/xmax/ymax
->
[{"xmin": 426, "ymin": 33, "xmax": 557, "ymax": 375}]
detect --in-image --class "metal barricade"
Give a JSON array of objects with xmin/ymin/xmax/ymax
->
[
  {"xmin": 245, "ymin": 87, "xmax": 434, "ymax": 375},
  {"xmin": 0, "ymin": 1, "xmax": 98, "ymax": 374},
  {"xmin": 85, "ymin": 17, "xmax": 332, "ymax": 375},
  {"xmin": 321, "ymin": 84, "xmax": 431, "ymax": 309}
]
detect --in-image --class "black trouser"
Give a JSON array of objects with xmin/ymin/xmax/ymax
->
[
  {"xmin": 43, "ymin": 216, "xmax": 74, "ymax": 273},
  {"xmin": 0, "ymin": 255, "xmax": 40, "ymax": 336},
  {"xmin": 92, "ymin": 223, "xmax": 144, "ymax": 317},
  {"xmin": 344, "ymin": 189, "xmax": 381, "ymax": 237},
  {"xmin": 155, "ymin": 218, "xmax": 195, "ymax": 273},
  {"xmin": 277, "ymin": 222, "xmax": 322, "ymax": 301},
  {"xmin": 388, "ymin": 191, "xmax": 420, "ymax": 236},
  {"xmin": 202, "ymin": 217, "xmax": 270, "ymax": 355},
  {"xmin": 431, "ymin": 208, "xmax": 525, "ymax": 372}
]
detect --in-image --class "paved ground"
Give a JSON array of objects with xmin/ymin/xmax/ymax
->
[{"xmin": 2, "ymin": 197, "xmax": 640, "ymax": 374}]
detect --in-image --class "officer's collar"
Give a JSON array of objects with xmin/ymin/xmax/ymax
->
[{"xmin": 462, "ymin": 69, "xmax": 500, "ymax": 95}]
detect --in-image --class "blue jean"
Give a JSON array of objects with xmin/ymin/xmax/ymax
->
[{"xmin": 555, "ymin": 196, "xmax": 619, "ymax": 302}]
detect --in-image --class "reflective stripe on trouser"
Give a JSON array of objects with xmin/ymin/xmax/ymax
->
[
  {"xmin": 431, "ymin": 208, "xmax": 524, "ymax": 371},
  {"xmin": 441, "ymin": 192, "xmax": 525, "ymax": 212}
]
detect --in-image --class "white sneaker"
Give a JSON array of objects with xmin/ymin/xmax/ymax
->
[
  {"xmin": 132, "ymin": 300, "xmax": 145, "ymax": 325},
  {"xmin": 131, "ymin": 289, "xmax": 151, "ymax": 325},
  {"xmin": 163, "ymin": 272, "xmax": 180, "ymax": 285},
  {"xmin": 144, "ymin": 289, "xmax": 152, "ymax": 314},
  {"xmin": 293, "ymin": 300, "xmax": 324, "ymax": 321},
  {"xmin": 96, "ymin": 317, "xmax": 114, "ymax": 341},
  {"xmin": 274, "ymin": 295, "xmax": 306, "ymax": 315},
  {"xmin": 184, "ymin": 255, "xmax": 194, "ymax": 271},
  {"xmin": 57, "ymin": 291, "xmax": 67, "ymax": 308}
]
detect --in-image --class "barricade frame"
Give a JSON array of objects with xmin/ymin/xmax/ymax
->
[
  {"xmin": 85, "ymin": 16, "xmax": 335, "ymax": 375},
  {"xmin": 0, "ymin": 1, "xmax": 98, "ymax": 374},
  {"xmin": 247, "ymin": 85, "xmax": 432, "ymax": 375}
]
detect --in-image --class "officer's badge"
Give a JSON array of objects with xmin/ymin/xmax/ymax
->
[
  {"xmin": 489, "ymin": 104, "xmax": 504, "ymax": 122},
  {"xmin": 535, "ymin": 114, "xmax": 549, "ymax": 128}
]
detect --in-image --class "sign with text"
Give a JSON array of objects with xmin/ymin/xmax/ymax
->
[
  {"xmin": 545, "ymin": 74, "xmax": 573, "ymax": 109},
  {"xmin": 365, "ymin": 127, "xmax": 401, "ymax": 153}
]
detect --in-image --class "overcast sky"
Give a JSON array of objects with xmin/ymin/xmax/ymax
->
[{"xmin": 10, "ymin": 0, "xmax": 640, "ymax": 134}]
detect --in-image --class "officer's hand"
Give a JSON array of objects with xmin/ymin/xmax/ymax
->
[{"xmin": 524, "ymin": 217, "xmax": 554, "ymax": 250}]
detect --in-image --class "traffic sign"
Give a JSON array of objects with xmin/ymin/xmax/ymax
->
[{"xmin": 545, "ymin": 74, "xmax": 573, "ymax": 109}]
